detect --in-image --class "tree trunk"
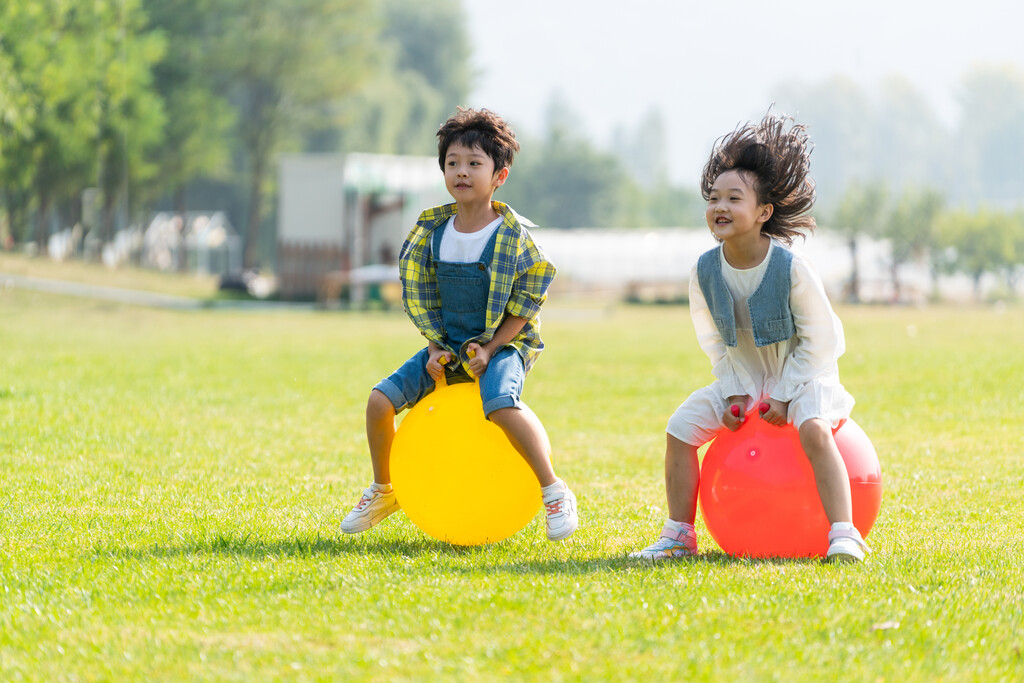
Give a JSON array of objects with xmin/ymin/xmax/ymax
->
[
  {"xmin": 890, "ymin": 260, "xmax": 902, "ymax": 304},
  {"xmin": 34, "ymin": 194, "xmax": 51, "ymax": 255},
  {"xmin": 244, "ymin": 152, "xmax": 265, "ymax": 271},
  {"xmin": 101, "ymin": 195, "xmax": 116, "ymax": 246},
  {"xmin": 4, "ymin": 194, "xmax": 27, "ymax": 248},
  {"xmin": 847, "ymin": 235, "xmax": 860, "ymax": 303},
  {"xmin": 175, "ymin": 185, "xmax": 188, "ymax": 272}
]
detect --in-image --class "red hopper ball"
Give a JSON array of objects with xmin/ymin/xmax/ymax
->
[{"xmin": 698, "ymin": 413, "xmax": 883, "ymax": 558}]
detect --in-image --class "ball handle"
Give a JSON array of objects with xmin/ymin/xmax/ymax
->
[
  {"xmin": 437, "ymin": 354, "xmax": 450, "ymax": 387},
  {"xmin": 436, "ymin": 347, "xmax": 481, "ymax": 388}
]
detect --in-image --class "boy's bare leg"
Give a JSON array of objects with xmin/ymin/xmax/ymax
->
[
  {"xmin": 366, "ymin": 389, "xmax": 397, "ymax": 484},
  {"xmin": 340, "ymin": 389, "xmax": 401, "ymax": 534},
  {"xmin": 488, "ymin": 405, "xmax": 557, "ymax": 486},
  {"xmin": 666, "ymin": 434, "xmax": 700, "ymax": 525},
  {"xmin": 799, "ymin": 418, "xmax": 853, "ymax": 524}
]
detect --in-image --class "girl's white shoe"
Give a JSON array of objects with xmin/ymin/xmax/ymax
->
[{"xmin": 826, "ymin": 523, "xmax": 871, "ymax": 563}]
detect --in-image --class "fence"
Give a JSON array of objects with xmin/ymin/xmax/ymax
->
[{"xmin": 276, "ymin": 241, "xmax": 348, "ymax": 300}]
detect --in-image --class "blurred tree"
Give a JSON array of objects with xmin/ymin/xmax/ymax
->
[
  {"xmin": 1, "ymin": 0, "xmax": 100, "ymax": 251},
  {"xmin": 500, "ymin": 95, "xmax": 627, "ymax": 228},
  {"xmin": 612, "ymin": 181, "xmax": 704, "ymax": 228},
  {"xmin": 873, "ymin": 77, "xmax": 949, "ymax": 194},
  {"xmin": 142, "ymin": 0, "xmax": 235, "ymax": 225},
  {"xmin": 609, "ymin": 106, "xmax": 706, "ymax": 227},
  {"xmin": 1010, "ymin": 211, "xmax": 1024, "ymax": 294},
  {"xmin": 523, "ymin": 137, "xmax": 626, "ymax": 228},
  {"xmin": 775, "ymin": 77, "xmax": 874, "ymax": 211},
  {"xmin": 880, "ymin": 188, "xmax": 945, "ymax": 302},
  {"xmin": 380, "ymin": 0, "xmax": 469, "ymax": 107},
  {"xmin": 320, "ymin": 0, "xmax": 470, "ymax": 157},
  {"xmin": 937, "ymin": 209, "xmax": 1014, "ymax": 300},
  {"xmin": 0, "ymin": 0, "xmax": 164, "ymax": 251},
  {"xmin": 93, "ymin": 0, "xmax": 167, "ymax": 245},
  {"xmin": 612, "ymin": 107, "xmax": 670, "ymax": 188},
  {"xmin": 0, "ymin": 7, "xmax": 35, "ymax": 244},
  {"xmin": 0, "ymin": 21, "xmax": 30, "ymax": 166},
  {"xmin": 209, "ymin": 0, "xmax": 376, "ymax": 268},
  {"xmin": 955, "ymin": 65, "xmax": 1024, "ymax": 208},
  {"xmin": 829, "ymin": 182, "xmax": 888, "ymax": 303}
]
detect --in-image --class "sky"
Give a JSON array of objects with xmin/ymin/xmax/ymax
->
[{"xmin": 463, "ymin": 0, "xmax": 1024, "ymax": 184}]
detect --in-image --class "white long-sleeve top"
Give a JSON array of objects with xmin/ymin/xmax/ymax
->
[{"xmin": 687, "ymin": 240, "xmax": 855, "ymax": 428}]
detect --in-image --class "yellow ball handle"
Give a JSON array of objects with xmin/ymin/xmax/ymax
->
[
  {"xmin": 437, "ymin": 346, "xmax": 477, "ymax": 387},
  {"xmin": 437, "ymin": 354, "xmax": 449, "ymax": 388}
]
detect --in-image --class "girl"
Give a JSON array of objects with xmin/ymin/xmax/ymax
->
[{"xmin": 632, "ymin": 113, "xmax": 869, "ymax": 562}]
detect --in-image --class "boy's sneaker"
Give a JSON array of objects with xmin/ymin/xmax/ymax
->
[
  {"xmin": 543, "ymin": 482, "xmax": 578, "ymax": 541},
  {"xmin": 629, "ymin": 521, "xmax": 698, "ymax": 561},
  {"xmin": 340, "ymin": 484, "xmax": 400, "ymax": 534},
  {"xmin": 825, "ymin": 523, "xmax": 871, "ymax": 563}
]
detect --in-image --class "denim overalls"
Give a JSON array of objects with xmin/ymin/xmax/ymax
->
[{"xmin": 374, "ymin": 219, "xmax": 525, "ymax": 417}]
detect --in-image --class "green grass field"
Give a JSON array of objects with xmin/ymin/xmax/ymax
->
[{"xmin": 1, "ymin": 285, "xmax": 1022, "ymax": 681}]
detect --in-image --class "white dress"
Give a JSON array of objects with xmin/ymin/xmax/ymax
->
[{"xmin": 666, "ymin": 240, "xmax": 855, "ymax": 446}]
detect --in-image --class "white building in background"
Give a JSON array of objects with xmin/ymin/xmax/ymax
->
[
  {"xmin": 531, "ymin": 227, "xmax": 992, "ymax": 305},
  {"xmin": 276, "ymin": 153, "xmax": 448, "ymax": 302}
]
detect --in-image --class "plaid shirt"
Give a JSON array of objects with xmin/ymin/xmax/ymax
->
[{"xmin": 399, "ymin": 201, "xmax": 556, "ymax": 374}]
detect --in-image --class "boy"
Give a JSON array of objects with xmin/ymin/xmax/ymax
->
[{"xmin": 340, "ymin": 108, "xmax": 578, "ymax": 541}]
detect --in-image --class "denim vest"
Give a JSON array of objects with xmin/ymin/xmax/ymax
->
[{"xmin": 696, "ymin": 243, "xmax": 796, "ymax": 348}]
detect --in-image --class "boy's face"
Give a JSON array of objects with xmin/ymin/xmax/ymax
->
[{"xmin": 444, "ymin": 141, "xmax": 508, "ymax": 206}]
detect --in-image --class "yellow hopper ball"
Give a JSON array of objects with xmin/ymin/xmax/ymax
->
[{"xmin": 390, "ymin": 378, "xmax": 540, "ymax": 546}]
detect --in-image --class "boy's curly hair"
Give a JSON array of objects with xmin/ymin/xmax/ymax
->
[
  {"xmin": 437, "ymin": 107, "xmax": 520, "ymax": 172},
  {"xmin": 700, "ymin": 113, "xmax": 816, "ymax": 244}
]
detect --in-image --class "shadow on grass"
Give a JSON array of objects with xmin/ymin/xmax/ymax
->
[
  {"xmin": 97, "ymin": 534, "xmax": 822, "ymax": 574},
  {"xmin": 99, "ymin": 533, "xmax": 457, "ymax": 561},
  {"xmin": 489, "ymin": 550, "xmax": 822, "ymax": 575}
]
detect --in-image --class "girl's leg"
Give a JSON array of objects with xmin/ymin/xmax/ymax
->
[
  {"xmin": 631, "ymin": 388, "xmax": 719, "ymax": 558},
  {"xmin": 629, "ymin": 433, "xmax": 700, "ymax": 559},
  {"xmin": 488, "ymin": 404, "xmax": 557, "ymax": 487},
  {"xmin": 366, "ymin": 388, "xmax": 397, "ymax": 484},
  {"xmin": 666, "ymin": 434, "xmax": 700, "ymax": 525},
  {"xmin": 798, "ymin": 418, "xmax": 853, "ymax": 524}
]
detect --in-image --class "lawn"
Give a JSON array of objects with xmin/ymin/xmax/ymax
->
[{"xmin": 1, "ymin": 286, "xmax": 1022, "ymax": 681}]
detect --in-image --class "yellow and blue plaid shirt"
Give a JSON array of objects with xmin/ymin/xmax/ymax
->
[{"xmin": 399, "ymin": 201, "xmax": 556, "ymax": 374}]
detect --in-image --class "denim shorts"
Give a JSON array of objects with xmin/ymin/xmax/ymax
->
[{"xmin": 374, "ymin": 346, "xmax": 525, "ymax": 417}]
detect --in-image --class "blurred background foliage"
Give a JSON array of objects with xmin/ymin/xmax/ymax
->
[{"xmin": 1, "ymin": 0, "xmax": 1022, "ymax": 292}]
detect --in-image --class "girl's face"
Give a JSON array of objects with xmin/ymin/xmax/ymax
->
[
  {"xmin": 705, "ymin": 170, "xmax": 773, "ymax": 244},
  {"xmin": 444, "ymin": 141, "xmax": 508, "ymax": 208}
]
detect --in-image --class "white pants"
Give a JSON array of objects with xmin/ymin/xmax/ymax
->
[{"xmin": 666, "ymin": 380, "xmax": 853, "ymax": 447}]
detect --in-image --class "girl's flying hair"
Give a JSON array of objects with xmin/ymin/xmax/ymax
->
[{"xmin": 701, "ymin": 113, "xmax": 816, "ymax": 244}]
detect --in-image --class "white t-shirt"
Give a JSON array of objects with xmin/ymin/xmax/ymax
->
[{"xmin": 438, "ymin": 216, "xmax": 502, "ymax": 263}]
